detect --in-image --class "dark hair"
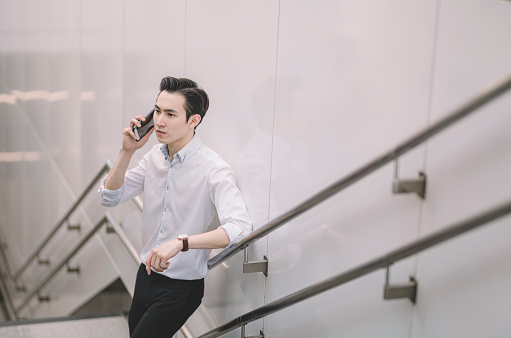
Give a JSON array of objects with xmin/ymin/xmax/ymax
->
[{"xmin": 158, "ymin": 77, "xmax": 209, "ymax": 128}]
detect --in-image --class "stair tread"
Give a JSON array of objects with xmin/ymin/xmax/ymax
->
[{"xmin": 0, "ymin": 316, "xmax": 128, "ymax": 338}]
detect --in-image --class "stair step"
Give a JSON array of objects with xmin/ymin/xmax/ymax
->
[{"xmin": 0, "ymin": 315, "xmax": 128, "ymax": 338}]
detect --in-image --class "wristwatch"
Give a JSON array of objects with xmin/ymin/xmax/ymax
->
[{"xmin": 177, "ymin": 234, "xmax": 189, "ymax": 252}]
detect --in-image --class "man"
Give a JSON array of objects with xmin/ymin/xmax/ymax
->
[{"xmin": 98, "ymin": 76, "xmax": 252, "ymax": 337}]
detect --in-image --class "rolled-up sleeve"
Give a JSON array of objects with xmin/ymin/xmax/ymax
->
[
  {"xmin": 98, "ymin": 176, "xmax": 125, "ymax": 207},
  {"xmin": 208, "ymin": 164, "xmax": 252, "ymax": 248},
  {"xmin": 98, "ymin": 153, "xmax": 148, "ymax": 207}
]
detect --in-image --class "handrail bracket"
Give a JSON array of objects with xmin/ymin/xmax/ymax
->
[
  {"xmin": 392, "ymin": 171, "xmax": 427, "ymax": 199},
  {"xmin": 106, "ymin": 221, "xmax": 116, "ymax": 234},
  {"xmin": 66, "ymin": 219, "xmax": 81, "ymax": 231},
  {"xmin": 37, "ymin": 256, "xmax": 50, "ymax": 266},
  {"xmin": 15, "ymin": 284, "xmax": 27, "ymax": 292},
  {"xmin": 383, "ymin": 266, "xmax": 417, "ymax": 304},
  {"xmin": 243, "ymin": 249, "xmax": 268, "ymax": 277},
  {"xmin": 66, "ymin": 263, "xmax": 80, "ymax": 274},
  {"xmin": 241, "ymin": 325, "xmax": 264, "ymax": 338},
  {"xmin": 38, "ymin": 293, "xmax": 50, "ymax": 302}
]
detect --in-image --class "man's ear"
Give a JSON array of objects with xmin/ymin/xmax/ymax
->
[{"xmin": 189, "ymin": 114, "xmax": 201, "ymax": 128}]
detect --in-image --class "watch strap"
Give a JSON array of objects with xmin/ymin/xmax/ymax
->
[
  {"xmin": 181, "ymin": 237, "xmax": 189, "ymax": 252},
  {"xmin": 178, "ymin": 235, "xmax": 189, "ymax": 252}
]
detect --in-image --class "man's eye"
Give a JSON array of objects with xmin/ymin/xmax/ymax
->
[
  {"xmin": 155, "ymin": 110, "xmax": 160, "ymax": 114},
  {"xmin": 168, "ymin": 113, "xmax": 174, "ymax": 117}
]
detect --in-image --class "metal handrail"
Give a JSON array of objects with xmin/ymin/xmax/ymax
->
[
  {"xmin": 13, "ymin": 161, "xmax": 111, "ymax": 280},
  {"xmin": 106, "ymin": 214, "xmax": 141, "ymax": 265},
  {"xmin": 199, "ymin": 198, "xmax": 511, "ymax": 338},
  {"xmin": 15, "ymin": 212, "xmax": 139, "ymax": 313},
  {"xmin": 181, "ymin": 324, "xmax": 196, "ymax": 338},
  {"xmin": 0, "ymin": 243, "xmax": 17, "ymax": 320},
  {"xmin": 13, "ymin": 160, "xmax": 143, "ymax": 280},
  {"xmin": 208, "ymin": 74, "xmax": 511, "ymax": 270}
]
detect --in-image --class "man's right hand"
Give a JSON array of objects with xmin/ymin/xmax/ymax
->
[
  {"xmin": 122, "ymin": 115, "xmax": 154, "ymax": 152},
  {"xmin": 104, "ymin": 116, "xmax": 154, "ymax": 191}
]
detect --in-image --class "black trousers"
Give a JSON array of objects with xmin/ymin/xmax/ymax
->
[{"xmin": 129, "ymin": 264, "xmax": 204, "ymax": 338}]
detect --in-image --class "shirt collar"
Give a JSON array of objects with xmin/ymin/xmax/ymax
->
[{"xmin": 160, "ymin": 134, "xmax": 202, "ymax": 164}]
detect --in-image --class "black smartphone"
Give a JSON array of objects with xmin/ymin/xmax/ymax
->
[{"xmin": 132, "ymin": 109, "xmax": 155, "ymax": 141}]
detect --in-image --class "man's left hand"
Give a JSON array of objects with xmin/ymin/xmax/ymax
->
[{"xmin": 145, "ymin": 239, "xmax": 182, "ymax": 275}]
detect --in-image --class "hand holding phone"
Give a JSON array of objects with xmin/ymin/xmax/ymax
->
[{"xmin": 132, "ymin": 109, "xmax": 155, "ymax": 141}]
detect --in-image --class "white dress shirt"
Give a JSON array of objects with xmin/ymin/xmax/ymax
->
[{"xmin": 98, "ymin": 134, "xmax": 252, "ymax": 280}]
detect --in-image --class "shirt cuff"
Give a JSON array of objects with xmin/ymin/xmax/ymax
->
[
  {"xmin": 219, "ymin": 223, "xmax": 244, "ymax": 248},
  {"xmin": 97, "ymin": 175, "xmax": 124, "ymax": 207}
]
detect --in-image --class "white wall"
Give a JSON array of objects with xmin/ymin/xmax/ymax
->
[{"xmin": 1, "ymin": 0, "xmax": 511, "ymax": 336}]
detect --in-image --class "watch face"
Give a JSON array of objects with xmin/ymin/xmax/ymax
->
[{"xmin": 178, "ymin": 234, "xmax": 188, "ymax": 240}]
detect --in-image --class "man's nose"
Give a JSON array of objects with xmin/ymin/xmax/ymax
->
[{"xmin": 155, "ymin": 116, "xmax": 164, "ymax": 126}]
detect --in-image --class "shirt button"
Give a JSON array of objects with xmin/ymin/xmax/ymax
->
[
  {"xmin": 166, "ymin": 186, "xmax": 169, "ymax": 190},
  {"xmin": 164, "ymin": 207, "xmax": 167, "ymax": 211}
]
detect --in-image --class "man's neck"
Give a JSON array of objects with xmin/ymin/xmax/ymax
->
[{"xmin": 167, "ymin": 132, "xmax": 195, "ymax": 159}]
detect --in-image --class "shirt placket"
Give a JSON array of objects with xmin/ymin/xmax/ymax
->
[{"xmin": 155, "ymin": 154, "xmax": 178, "ymax": 246}]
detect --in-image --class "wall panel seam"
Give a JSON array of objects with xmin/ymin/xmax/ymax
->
[{"xmin": 264, "ymin": 0, "xmax": 282, "ymax": 333}]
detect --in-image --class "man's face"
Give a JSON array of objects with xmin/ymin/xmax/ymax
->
[{"xmin": 154, "ymin": 91, "xmax": 200, "ymax": 149}]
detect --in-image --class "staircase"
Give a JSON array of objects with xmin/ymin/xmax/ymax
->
[{"xmin": 0, "ymin": 163, "xmax": 143, "ymax": 320}]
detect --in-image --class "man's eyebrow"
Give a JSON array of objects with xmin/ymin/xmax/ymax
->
[{"xmin": 154, "ymin": 104, "xmax": 179, "ymax": 113}]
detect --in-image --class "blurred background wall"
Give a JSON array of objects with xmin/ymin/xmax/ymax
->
[{"xmin": 0, "ymin": 0, "xmax": 511, "ymax": 337}]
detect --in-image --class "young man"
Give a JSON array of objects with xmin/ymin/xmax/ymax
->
[{"xmin": 98, "ymin": 77, "xmax": 252, "ymax": 337}]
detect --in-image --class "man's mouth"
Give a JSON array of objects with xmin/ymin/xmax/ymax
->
[{"xmin": 156, "ymin": 130, "xmax": 166, "ymax": 135}]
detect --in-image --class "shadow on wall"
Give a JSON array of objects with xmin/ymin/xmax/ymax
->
[{"xmin": 234, "ymin": 76, "xmax": 304, "ymax": 231}]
